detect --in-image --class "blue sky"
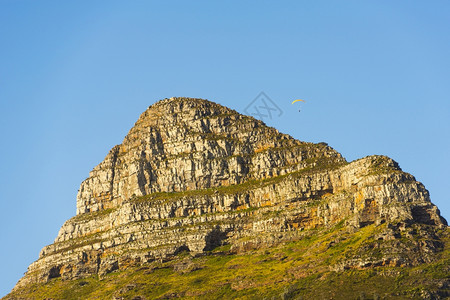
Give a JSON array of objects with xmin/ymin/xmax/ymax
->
[{"xmin": 1, "ymin": 1, "xmax": 449, "ymax": 296}]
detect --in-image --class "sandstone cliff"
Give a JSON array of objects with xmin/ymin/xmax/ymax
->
[{"xmin": 6, "ymin": 97, "xmax": 449, "ymax": 299}]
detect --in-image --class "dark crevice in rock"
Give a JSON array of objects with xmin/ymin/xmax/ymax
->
[
  {"xmin": 109, "ymin": 145, "xmax": 120, "ymax": 202},
  {"xmin": 412, "ymin": 206, "xmax": 436, "ymax": 225},
  {"xmin": 173, "ymin": 245, "xmax": 190, "ymax": 255},
  {"xmin": 47, "ymin": 266, "xmax": 61, "ymax": 280},
  {"xmin": 203, "ymin": 227, "xmax": 229, "ymax": 251}
]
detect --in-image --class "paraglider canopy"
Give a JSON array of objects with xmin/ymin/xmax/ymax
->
[{"xmin": 291, "ymin": 99, "xmax": 305, "ymax": 104}]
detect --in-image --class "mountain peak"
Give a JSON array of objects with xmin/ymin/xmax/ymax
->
[
  {"xmin": 76, "ymin": 97, "xmax": 341, "ymax": 215},
  {"xmin": 131, "ymin": 96, "xmax": 245, "ymax": 136},
  {"xmin": 153, "ymin": 96, "xmax": 224, "ymax": 108},
  {"xmin": 140, "ymin": 97, "xmax": 237, "ymax": 123},
  {"xmin": 7, "ymin": 97, "xmax": 448, "ymax": 299}
]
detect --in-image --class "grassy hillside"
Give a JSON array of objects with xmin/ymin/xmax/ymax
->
[{"xmin": 6, "ymin": 222, "xmax": 449, "ymax": 300}]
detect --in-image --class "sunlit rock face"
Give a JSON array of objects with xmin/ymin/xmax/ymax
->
[
  {"xmin": 75, "ymin": 97, "xmax": 343, "ymax": 215},
  {"xmin": 11, "ymin": 97, "xmax": 447, "ymax": 292}
]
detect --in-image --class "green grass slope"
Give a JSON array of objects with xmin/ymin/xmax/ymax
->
[{"xmin": 6, "ymin": 222, "xmax": 449, "ymax": 300}]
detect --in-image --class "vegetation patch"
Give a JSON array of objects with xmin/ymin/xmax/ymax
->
[
  {"xmin": 71, "ymin": 208, "xmax": 116, "ymax": 223},
  {"xmin": 9, "ymin": 224, "xmax": 449, "ymax": 299}
]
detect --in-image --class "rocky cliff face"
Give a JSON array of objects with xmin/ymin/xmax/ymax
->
[
  {"xmin": 75, "ymin": 98, "xmax": 343, "ymax": 215},
  {"xmin": 7, "ymin": 98, "xmax": 448, "ymax": 299}
]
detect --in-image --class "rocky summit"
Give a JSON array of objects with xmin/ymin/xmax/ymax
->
[{"xmin": 5, "ymin": 97, "xmax": 449, "ymax": 299}]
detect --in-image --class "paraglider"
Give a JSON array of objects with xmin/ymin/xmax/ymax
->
[{"xmin": 291, "ymin": 99, "xmax": 306, "ymax": 112}]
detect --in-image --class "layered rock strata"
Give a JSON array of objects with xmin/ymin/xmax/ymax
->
[{"xmin": 12, "ymin": 97, "xmax": 447, "ymax": 291}]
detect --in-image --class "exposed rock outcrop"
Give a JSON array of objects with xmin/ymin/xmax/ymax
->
[{"xmin": 8, "ymin": 98, "xmax": 448, "ymax": 297}]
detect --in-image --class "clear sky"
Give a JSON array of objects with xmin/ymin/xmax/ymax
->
[{"xmin": 1, "ymin": 1, "xmax": 449, "ymax": 296}]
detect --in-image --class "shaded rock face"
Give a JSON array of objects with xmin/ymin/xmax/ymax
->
[{"xmin": 12, "ymin": 97, "xmax": 447, "ymax": 291}]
